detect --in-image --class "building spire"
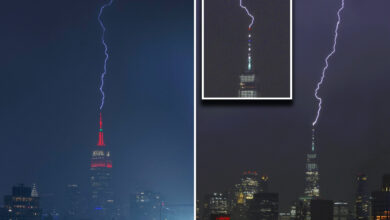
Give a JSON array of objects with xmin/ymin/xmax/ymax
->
[
  {"xmin": 31, "ymin": 183, "xmax": 39, "ymax": 197},
  {"xmin": 97, "ymin": 112, "xmax": 105, "ymax": 146},
  {"xmin": 248, "ymin": 28, "xmax": 252, "ymax": 71},
  {"xmin": 312, "ymin": 128, "xmax": 315, "ymax": 152}
]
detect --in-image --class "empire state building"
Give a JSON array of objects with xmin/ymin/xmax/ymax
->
[{"xmin": 90, "ymin": 113, "xmax": 115, "ymax": 219}]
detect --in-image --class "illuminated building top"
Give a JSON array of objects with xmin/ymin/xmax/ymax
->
[
  {"xmin": 97, "ymin": 112, "xmax": 105, "ymax": 146},
  {"xmin": 303, "ymin": 129, "xmax": 320, "ymax": 199},
  {"xmin": 238, "ymin": 24, "xmax": 257, "ymax": 97}
]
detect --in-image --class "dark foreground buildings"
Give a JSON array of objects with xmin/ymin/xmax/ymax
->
[
  {"xmin": 371, "ymin": 174, "xmax": 390, "ymax": 220},
  {"xmin": 247, "ymin": 192, "xmax": 278, "ymax": 220},
  {"xmin": 197, "ymin": 130, "xmax": 390, "ymax": 220},
  {"xmin": 356, "ymin": 173, "xmax": 369, "ymax": 220},
  {"xmin": 200, "ymin": 171, "xmax": 276, "ymax": 220},
  {"xmin": 129, "ymin": 191, "xmax": 166, "ymax": 220},
  {"xmin": 0, "ymin": 184, "xmax": 42, "ymax": 220},
  {"xmin": 310, "ymin": 199, "xmax": 333, "ymax": 220}
]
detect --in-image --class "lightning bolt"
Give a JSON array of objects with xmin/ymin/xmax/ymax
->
[
  {"xmin": 98, "ymin": 0, "xmax": 114, "ymax": 110},
  {"xmin": 239, "ymin": 0, "xmax": 254, "ymax": 29},
  {"xmin": 312, "ymin": 0, "xmax": 345, "ymax": 127}
]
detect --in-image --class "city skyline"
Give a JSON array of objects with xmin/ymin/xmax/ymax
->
[
  {"xmin": 197, "ymin": 0, "xmax": 390, "ymax": 212},
  {"xmin": 203, "ymin": 0, "xmax": 291, "ymax": 98},
  {"xmin": 0, "ymin": 0, "xmax": 194, "ymax": 218},
  {"xmin": 2, "ymin": 0, "xmax": 390, "ymax": 219}
]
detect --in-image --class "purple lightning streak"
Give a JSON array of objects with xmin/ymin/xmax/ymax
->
[
  {"xmin": 239, "ymin": 0, "xmax": 254, "ymax": 29},
  {"xmin": 98, "ymin": 0, "xmax": 114, "ymax": 110},
  {"xmin": 312, "ymin": 0, "xmax": 345, "ymax": 127}
]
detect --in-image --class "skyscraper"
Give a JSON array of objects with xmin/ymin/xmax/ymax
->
[
  {"xmin": 240, "ymin": 171, "xmax": 261, "ymax": 201},
  {"xmin": 259, "ymin": 175, "xmax": 269, "ymax": 193},
  {"xmin": 382, "ymin": 174, "xmax": 390, "ymax": 192},
  {"xmin": 230, "ymin": 171, "xmax": 261, "ymax": 220},
  {"xmin": 296, "ymin": 129, "xmax": 320, "ymax": 220},
  {"xmin": 64, "ymin": 184, "xmax": 87, "ymax": 220},
  {"xmin": 239, "ymin": 28, "xmax": 257, "ymax": 97},
  {"xmin": 333, "ymin": 201, "xmax": 350, "ymax": 220},
  {"xmin": 355, "ymin": 173, "xmax": 369, "ymax": 220},
  {"xmin": 201, "ymin": 192, "xmax": 230, "ymax": 220},
  {"xmin": 90, "ymin": 113, "xmax": 114, "ymax": 219},
  {"xmin": 209, "ymin": 193, "xmax": 229, "ymax": 216},
  {"xmin": 304, "ymin": 129, "xmax": 320, "ymax": 199},
  {"xmin": 248, "ymin": 192, "xmax": 279, "ymax": 220},
  {"xmin": 371, "ymin": 174, "xmax": 390, "ymax": 220},
  {"xmin": 290, "ymin": 200, "xmax": 307, "ymax": 220},
  {"xmin": 129, "ymin": 191, "xmax": 165, "ymax": 220}
]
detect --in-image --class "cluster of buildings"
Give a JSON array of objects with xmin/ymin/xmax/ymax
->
[
  {"xmin": 198, "ymin": 131, "xmax": 390, "ymax": 220},
  {"xmin": 197, "ymin": 171, "xmax": 277, "ymax": 220},
  {"xmin": 0, "ymin": 184, "xmax": 41, "ymax": 220},
  {"xmin": 0, "ymin": 183, "xmax": 171, "ymax": 220},
  {"xmin": 0, "ymin": 114, "xmax": 178, "ymax": 220}
]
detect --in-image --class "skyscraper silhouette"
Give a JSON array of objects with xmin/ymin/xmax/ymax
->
[
  {"xmin": 239, "ymin": 27, "xmax": 257, "ymax": 97},
  {"xmin": 304, "ymin": 129, "xmax": 320, "ymax": 199},
  {"xmin": 90, "ymin": 113, "xmax": 114, "ymax": 219},
  {"xmin": 355, "ymin": 173, "xmax": 369, "ymax": 220}
]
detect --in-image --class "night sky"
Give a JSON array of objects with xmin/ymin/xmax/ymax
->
[
  {"xmin": 0, "ymin": 0, "xmax": 193, "ymax": 211},
  {"xmin": 204, "ymin": 0, "xmax": 290, "ymax": 98},
  {"xmin": 198, "ymin": 0, "xmax": 390, "ymax": 211}
]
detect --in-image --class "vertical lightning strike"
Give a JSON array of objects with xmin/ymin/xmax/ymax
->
[
  {"xmin": 239, "ymin": 0, "xmax": 254, "ymax": 71},
  {"xmin": 312, "ymin": 0, "xmax": 345, "ymax": 127},
  {"xmin": 98, "ymin": 0, "xmax": 114, "ymax": 110},
  {"xmin": 239, "ymin": 0, "xmax": 255, "ymax": 29}
]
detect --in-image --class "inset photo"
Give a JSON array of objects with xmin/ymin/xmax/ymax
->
[{"xmin": 202, "ymin": 0, "xmax": 292, "ymax": 100}]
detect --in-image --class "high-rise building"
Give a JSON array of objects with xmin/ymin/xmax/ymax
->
[
  {"xmin": 296, "ymin": 129, "xmax": 320, "ymax": 220},
  {"xmin": 1, "ymin": 184, "xmax": 42, "ymax": 220},
  {"xmin": 90, "ymin": 113, "xmax": 114, "ymax": 219},
  {"xmin": 371, "ymin": 174, "xmax": 390, "ymax": 220},
  {"xmin": 371, "ymin": 191, "xmax": 390, "ymax": 219},
  {"xmin": 355, "ymin": 173, "xmax": 369, "ymax": 220},
  {"xmin": 31, "ymin": 184, "xmax": 39, "ymax": 198},
  {"xmin": 229, "ymin": 171, "xmax": 269, "ymax": 220},
  {"xmin": 248, "ymin": 192, "xmax": 279, "ymax": 220},
  {"xmin": 129, "ymin": 191, "xmax": 165, "ymax": 220},
  {"xmin": 201, "ymin": 193, "xmax": 229, "ymax": 220},
  {"xmin": 304, "ymin": 129, "xmax": 320, "ymax": 199},
  {"xmin": 239, "ymin": 28, "xmax": 257, "ymax": 97},
  {"xmin": 333, "ymin": 201, "xmax": 350, "ymax": 220},
  {"xmin": 259, "ymin": 175, "xmax": 269, "ymax": 193},
  {"xmin": 382, "ymin": 175, "xmax": 390, "ymax": 192},
  {"xmin": 209, "ymin": 193, "xmax": 229, "ymax": 215},
  {"xmin": 240, "ymin": 171, "xmax": 261, "ymax": 201},
  {"xmin": 64, "ymin": 184, "xmax": 87, "ymax": 220},
  {"xmin": 290, "ymin": 200, "xmax": 307, "ymax": 220}
]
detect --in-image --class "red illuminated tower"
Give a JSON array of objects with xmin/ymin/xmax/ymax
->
[{"xmin": 90, "ymin": 113, "xmax": 114, "ymax": 219}]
